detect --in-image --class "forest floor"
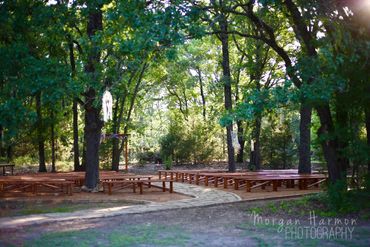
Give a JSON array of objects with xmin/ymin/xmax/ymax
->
[{"xmin": 1, "ymin": 198, "xmax": 369, "ymax": 247}]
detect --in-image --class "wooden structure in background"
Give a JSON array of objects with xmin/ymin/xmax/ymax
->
[{"xmin": 0, "ymin": 164, "xmax": 14, "ymax": 175}]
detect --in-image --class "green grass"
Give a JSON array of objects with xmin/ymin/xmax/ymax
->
[
  {"xmin": 109, "ymin": 225, "xmax": 190, "ymax": 247},
  {"xmin": 25, "ymin": 230, "xmax": 100, "ymax": 247},
  {"xmin": 19, "ymin": 206, "xmax": 76, "ymax": 215},
  {"xmin": 246, "ymin": 190, "xmax": 370, "ymax": 218},
  {"xmin": 25, "ymin": 224, "xmax": 192, "ymax": 247}
]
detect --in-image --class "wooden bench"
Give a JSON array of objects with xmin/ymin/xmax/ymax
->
[
  {"xmin": 0, "ymin": 177, "xmax": 74, "ymax": 196},
  {"xmin": 102, "ymin": 178, "xmax": 174, "ymax": 195},
  {"xmin": 233, "ymin": 174, "xmax": 327, "ymax": 192},
  {"xmin": 158, "ymin": 169, "xmax": 227, "ymax": 181}
]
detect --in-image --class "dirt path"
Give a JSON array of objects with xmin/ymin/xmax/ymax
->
[{"xmin": 1, "ymin": 199, "xmax": 369, "ymax": 247}]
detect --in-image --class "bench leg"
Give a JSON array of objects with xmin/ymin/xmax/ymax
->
[
  {"xmin": 68, "ymin": 184, "xmax": 73, "ymax": 196},
  {"xmin": 162, "ymin": 181, "xmax": 166, "ymax": 192},
  {"xmin": 169, "ymin": 181, "xmax": 173, "ymax": 193},
  {"xmin": 108, "ymin": 183, "xmax": 112, "ymax": 195},
  {"xmin": 32, "ymin": 184, "xmax": 37, "ymax": 194},
  {"xmin": 139, "ymin": 183, "xmax": 143, "ymax": 194},
  {"xmin": 246, "ymin": 181, "xmax": 251, "ymax": 192},
  {"xmin": 133, "ymin": 183, "xmax": 136, "ymax": 193},
  {"xmin": 302, "ymin": 179, "xmax": 308, "ymax": 189},
  {"xmin": 234, "ymin": 180, "xmax": 239, "ymax": 190},
  {"xmin": 272, "ymin": 181, "xmax": 278, "ymax": 191}
]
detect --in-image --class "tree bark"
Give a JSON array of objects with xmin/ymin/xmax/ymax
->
[
  {"xmin": 111, "ymin": 98, "xmax": 122, "ymax": 171},
  {"xmin": 335, "ymin": 96, "xmax": 350, "ymax": 172},
  {"xmin": 6, "ymin": 145, "xmax": 12, "ymax": 163},
  {"xmin": 51, "ymin": 110, "xmax": 56, "ymax": 173},
  {"xmin": 250, "ymin": 115, "xmax": 261, "ymax": 170},
  {"xmin": 72, "ymin": 99, "xmax": 82, "ymax": 171},
  {"xmin": 365, "ymin": 105, "xmax": 370, "ymax": 174},
  {"xmin": 236, "ymin": 120, "xmax": 244, "ymax": 163},
  {"xmin": 83, "ymin": 5, "xmax": 103, "ymax": 190},
  {"xmin": 298, "ymin": 104, "xmax": 312, "ymax": 174},
  {"xmin": 197, "ymin": 68, "xmax": 207, "ymax": 120},
  {"xmin": 316, "ymin": 106, "xmax": 343, "ymax": 182},
  {"xmin": 68, "ymin": 39, "xmax": 82, "ymax": 171},
  {"xmin": 0, "ymin": 125, "xmax": 4, "ymax": 157},
  {"xmin": 36, "ymin": 92, "xmax": 47, "ymax": 172},
  {"xmin": 219, "ymin": 12, "xmax": 235, "ymax": 172}
]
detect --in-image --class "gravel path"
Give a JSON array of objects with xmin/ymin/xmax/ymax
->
[{"xmin": 0, "ymin": 182, "xmax": 241, "ymax": 229}]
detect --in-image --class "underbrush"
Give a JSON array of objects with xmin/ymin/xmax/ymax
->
[{"xmin": 248, "ymin": 188, "xmax": 370, "ymax": 219}]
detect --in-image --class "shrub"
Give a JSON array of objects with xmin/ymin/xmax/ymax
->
[
  {"xmin": 136, "ymin": 150, "xmax": 161, "ymax": 164},
  {"xmin": 164, "ymin": 155, "xmax": 173, "ymax": 170},
  {"xmin": 159, "ymin": 120, "xmax": 219, "ymax": 164}
]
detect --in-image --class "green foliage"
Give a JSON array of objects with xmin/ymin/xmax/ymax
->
[
  {"xmin": 11, "ymin": 155, "xmax": 38, "ymax": 166},
  {"xmin": 160, "ymin": 116, "xmax": 220, "ymax": 164},
  {"xmin": 259, "ymin": 111, "xmax": 299, "ymax": 169},
  {"xmin": 136, "ymin": 150, "xmax": 161, "ymax": 165},
  {"xmin": 326, "ymin": 179, "xmax": 351, "ymax": 213},
  {"xmin": 164, "ymin": 155, "xmax": 173, "ymax": 170}
]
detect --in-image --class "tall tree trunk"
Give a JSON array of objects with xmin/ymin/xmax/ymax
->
[
  {"xmin": 250, "ymin": 115, "xmax": 261, "ymax": 170},
  {"xmin": 298, "ymin": 104, "xmax": 312, "ymax": 173},
  {"xmin": 72, "ymin": 99, "xmax": 82, "ymax": 171},
  {"xmin": 0, "ymin": 125, "xmax": 4, "ymax": 157},
  {"xmin": 284, "ymin": 0, "xmax": 345, "ymax": 183},
  {"xmin": 112, "ymin": 62, "xmax": 148, "ymax": 171},
  {"xmin": 111, "ymin": 98, "xmax": 121, "ymax": 171},
  {"xmin": 336, "ymin": 96, "xmax": 350, "ymax": 172},
  {"xmin": 81, "ymin": 139, "xmax": 87, "ymax": 171},
  {"xmin": 36, "ymin": 93, "xmax": 47, "ymax": 172},
  {"xmin": 197, "ymin": 68, "xmax": 207, "ymax": 120},
  {"xmin": 236, "ymin": 120, "xmax": 244, "ymax": 163},
  {"xmin": 6, "ymin": 145, "xmax": 12, "ymax": 163},
  {"xmin": 219, "ymin": 13, "xmax": 235, "ymax": 172},
  {"xmin": 365, "ymin": 105, "xmax": 370, "ymax": 174},
  {"xmin": 51, "ymin": 110, "xmax": 56, "ymax": 172},
  {"xmin": 83, "ymin": 5, "xmax": 103, "ymax": 190},
  {"xmin": 111, "ymin": 70, "xmax": 137, "ymax": 171},
  {"xmin": 117, "ymin": 63, "xmax": 148, "ymax": 163},
  {"xmin": 316, "ymin": 106, "xmax": 343, "ymax": 183},
  {"xmin": 235, "ymin": 55, "xmax": 245, "ymax": 164},
  {"xmin": 68, "ymin": 40, "xmax": 81, "ymax": 171}
]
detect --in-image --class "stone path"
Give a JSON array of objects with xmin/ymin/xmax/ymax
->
[{"xmin": 0, "ymin": 182, "xmax": 241, "ymax": 229}]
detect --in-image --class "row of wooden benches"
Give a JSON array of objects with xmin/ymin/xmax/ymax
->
[
  {"xmin": 0, "ymin": 173, "xmax": 174, "ymax": 196},
  {"xmin": 157, "ymin": 169, "xmax": 327, "ymax": 192}
]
